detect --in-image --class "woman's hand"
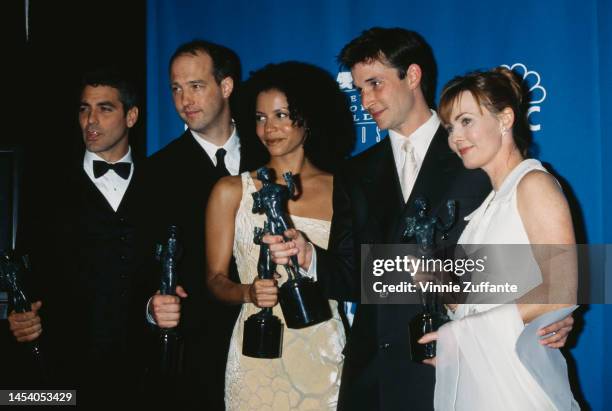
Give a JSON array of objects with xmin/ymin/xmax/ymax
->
[
  {"xmin": 248, "ymin": 277, "xmax": 279, "ymax": 308},
  {"xmin": 418, "ymin": 331, "xmax": 438, "ymax": 367},
  {"xmin": 265, "ymin": 229, "xmax": 312, "ymax": 270},
  {"xmin": 537, "ymin": 314, "xmax": 574, "ymax": 348}
]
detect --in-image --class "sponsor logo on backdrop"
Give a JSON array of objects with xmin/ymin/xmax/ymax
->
[
  {"xmin": 502, "ymin": 63, "xmax": 547, "ymax": 132},
  {"xmin": 337, "ymin": 71, "xmax": 382, "ymax": 151}
]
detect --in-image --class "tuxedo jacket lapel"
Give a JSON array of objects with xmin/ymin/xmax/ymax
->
[
  {"xmin": 75, "ymin": 166, "xmax": 116, "ymax": 214},
  {"xmin": 359, "ymin": 138, "xmax": 404, "ymax": 241},
  {"xmin": 116, "ymin": 160, "xmax": 139, "ymax": 214},
  {"xmin": 408, "ymin": 126, "xmax": 456, "ymax": 209},
  {"xmin": 180, "ymin": 131, "xmax": 217, "ymax": 173}
]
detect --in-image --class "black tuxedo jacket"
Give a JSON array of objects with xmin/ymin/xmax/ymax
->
[
  {"xmin": 15, "ymin": 155, "xmax": 150, "ymax": 390},
  {"xmin": 144, "ymin": 130, "xmax": 257, "ymax": 336},
  {"xmin": 142, "ymin": 130, "xmax": 259, "ymax": 410},
  {"xmin": 316, "ymin": 126, "xmax": 491, "ymax": 411}
]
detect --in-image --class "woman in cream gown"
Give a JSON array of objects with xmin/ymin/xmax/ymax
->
[
  {"xmin": 205, "ymin": 62, "xmax": 354, "ymax": 410},
  {"xmin": 421, "ymin": 67, "xmax": 579, "ymax": 410}
]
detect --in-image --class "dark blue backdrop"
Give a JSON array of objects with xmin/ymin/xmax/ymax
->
[{"xmin": 147, "ymin": 1, "xmax": 612, "ymax": 408}]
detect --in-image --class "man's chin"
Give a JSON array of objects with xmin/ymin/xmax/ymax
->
[
  {"xmin": 181, "ymin": 116, "xmax": 203, "ymax": 130},
  {"xmin": 185, "ymin": 121, "xmax": 202, "ymax": 131},
  {"xmin": 85, "ymin": 142, "xmax": 108, "ymax": 154},
  {"xmin": 370, "ymin": 116, "xmax": 386, "ymax": 130},
  {"xmin": 373, "ymin": 121, "xmax": 387, "ymax": 130}
]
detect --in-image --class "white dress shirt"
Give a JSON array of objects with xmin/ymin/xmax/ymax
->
[
  {"xmin": 83, "ymin": 148, "xmax": 133, "ymax": 212},
  {"xmin": 190, "ymin": 124, "xmax": 241, "ymax": 175},
  {"xmin": 389, "ymin": 110, "xmax": 440, "ymax": 201}
]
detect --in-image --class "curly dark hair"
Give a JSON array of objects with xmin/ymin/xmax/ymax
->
[{"xmin": 236, "ymin": 61, "xmax": 356, "ymax": 173}]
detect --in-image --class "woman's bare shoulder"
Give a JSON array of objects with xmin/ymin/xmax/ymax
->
[
  {"xmin": 517, "ymin": 170, "xmax": 574, "ymax": 244},
  {"xmin": 310, "ymin": 170, "xmax": 333, "ymax": 186},
  {"xmin": 211, "ymin": 175, "xmax": 243, "ymax": 202},
  {"xmin": 517, "ymin": 170, "xmax": 563, "ymax": 202}
]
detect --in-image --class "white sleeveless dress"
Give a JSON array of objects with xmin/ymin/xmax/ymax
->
[
  {"xmin": 434, "ymin": 159, "xmax": 579, "ymax": 410},
  {"xmin": 225, "ymin": 172, "xmax": 345, "ymax": 411}
]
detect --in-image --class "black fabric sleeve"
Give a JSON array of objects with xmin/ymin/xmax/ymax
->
[{"xmin": 316, "ymin": 168, "xmax": 361, "ymax": 303}]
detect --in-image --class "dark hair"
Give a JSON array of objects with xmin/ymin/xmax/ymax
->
[
  {"xmin": 80, "ymin": 67, "xmax": 139, "ymax": 113},
  {"xmin": 438, "ymin": 67, "xmax": 532, "ymax": 156},
  {"xmin": 237, "ymin": 61, "xmax": 355, "ymax": 173},
  {"xmin": 169, "ymin": 39, "xmax": 241, "ymax": 86},
  {"xmin": 338, "ymin": 27, "xmax": 437, "ymax": 108}
]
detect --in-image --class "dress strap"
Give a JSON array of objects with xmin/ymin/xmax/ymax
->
[{"xmin": 240, "ymin": 172, "xmax": 257, "ymax": 196}]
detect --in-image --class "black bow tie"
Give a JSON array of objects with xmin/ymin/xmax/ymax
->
[{"xmin": 93, "ymin": 160, "xmax": 131, "ymax": 179}]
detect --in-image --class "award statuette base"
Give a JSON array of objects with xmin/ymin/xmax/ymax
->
[
  {"xmin": 158, "ymin": 329, "xmax": 184, "ymax": 377},
  {"xmin": 243, "ymin": 311, "xmax": 283, "ymax": 358},
  {"xmin": 409, "ymin": 311, "xmax": 449, "ymax": 362},
  {"xmin": 279, "ymin": 277, "xmax": 332, "ymax": 329}
]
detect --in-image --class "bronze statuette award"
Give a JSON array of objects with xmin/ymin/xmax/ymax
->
[
  {"xmin": 251, "ymin": 167, "xmax": 331, "ymax": 329},
  {"xmin": 242, "ymin": 222, "xmax": 284, "ymax": 358},
  {"xmin": 404, "ymin": 198, "xmax": 455, "ymax": 362}
]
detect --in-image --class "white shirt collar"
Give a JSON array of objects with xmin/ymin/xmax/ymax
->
[
  {"xmin": 82, "ymin": 147, "xmax": 133, "ymax": 212},
  {"xmin": 388, "ymin": 110, "xmax": 440, "ymax": 167},
  {"xmin": 190, "ymin": 122, "xmax": 241, "ymax": 175},
  {"xmin": 190, "ymin": 125, "xmax": 238, "ymax": 157}
]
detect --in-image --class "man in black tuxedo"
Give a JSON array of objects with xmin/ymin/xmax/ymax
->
[
  {"xmin": 7, "ymin": 68, "xmax": 148, "ymax": 407},
  {"xmin": 145, "ymin": 40, "xmax": 261, "ymax": 411},
  {"xmin": 267, "ymin": 28, "xmax": 574, "ymax": 411}
]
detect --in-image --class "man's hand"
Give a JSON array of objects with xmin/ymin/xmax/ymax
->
[
  {"xmin": 248, "ymin": 278, "xmax": 278, "ymax": 308},
  {"xmin": 8, "ymin": 301, "xmax": 43, "ymax": 342},
  {"xmin": 264, "ymin": 229, "xmax": 312, "ymax": 270},
  {"xmin": 150, "ymin": 285, "xmax": 188, "ymax": 328},
  {"xmin": 538, "ymin": 314, "xmax": 574, "ymax": 348}
]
